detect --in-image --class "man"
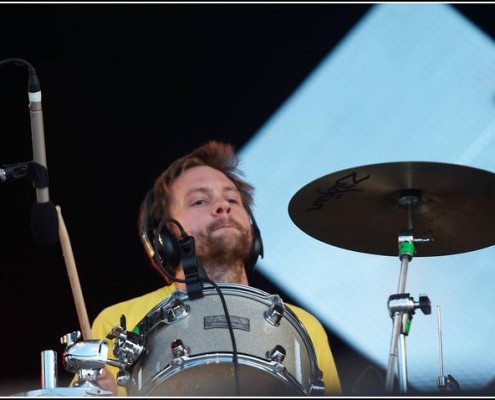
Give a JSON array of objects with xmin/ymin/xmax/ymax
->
[{"xmin": 88, "ymin": 141, "xmax": 342, "ymax": 396}]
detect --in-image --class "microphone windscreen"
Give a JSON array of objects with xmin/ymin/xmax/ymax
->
[{"xmin": 31, "ymin": 201, "xmax": 59, "ymax": 247}]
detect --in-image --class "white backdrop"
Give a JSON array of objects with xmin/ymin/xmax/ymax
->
[{"xmin": 241, "ymin": 3, "xmax": 495, "ymax": 392}]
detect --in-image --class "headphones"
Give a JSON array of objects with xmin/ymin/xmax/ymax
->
[{"xmin": 140, "ymin": 189, "xmax": 264, "ymax": 281}]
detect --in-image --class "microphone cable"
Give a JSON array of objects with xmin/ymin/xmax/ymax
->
[{"xmin": 0, "ymin": 57, "xmax": 35, "ymax": 71}]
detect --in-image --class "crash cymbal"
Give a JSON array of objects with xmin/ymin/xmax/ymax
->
[{"xmin": 288, "ymin": 161, "xmax": 495, "ymax": 257}]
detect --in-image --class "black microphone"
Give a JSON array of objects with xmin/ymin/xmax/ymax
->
[{"xmin": 27, "ymin": 64, "xmax": 59, "ymax": 247}]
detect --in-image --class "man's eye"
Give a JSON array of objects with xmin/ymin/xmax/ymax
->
[
  {"xmin": 227, "ymin": 198, "xmax": 240, "ymax": 204},
  {"xmin": 192, "ymin": 199, "xmax": 207, "ymax": 206}
]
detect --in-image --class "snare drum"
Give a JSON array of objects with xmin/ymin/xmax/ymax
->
[{"xmin": 126, "ymin": 284, "xmax": 324, "ymax": 396}]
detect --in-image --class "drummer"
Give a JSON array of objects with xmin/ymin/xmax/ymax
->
[{"xmin": 87, "ymin": 140, "xmax": 342, "ymax": 396}]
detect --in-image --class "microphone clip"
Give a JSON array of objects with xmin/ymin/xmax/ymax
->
[
  {"xmin": 178, "ymin": 234, "xmax": 206, "ymax": 300},
  {"xmin": 0, "ymin": 160, "xmax": 49, "ymax": 188}
]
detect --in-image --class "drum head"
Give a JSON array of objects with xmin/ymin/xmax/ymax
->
[{"xmin": 144, "ymin": 357, "xmax": 305, "ymax": 396}]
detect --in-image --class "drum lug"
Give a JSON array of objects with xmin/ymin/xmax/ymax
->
[
  {"xmin": 267, "ymin": 344, "xmax": 286, "ymax": 363},
  {"xmin": 171, "ymin": 339, "xmax": 190, "ymax": 358},
  {"xmin": 116, "ymin": 369, "xmax": 131, "ymax": 387},
  {"xmin": 165, "ymin": 294, "xmax": 190, "ymax": 323},
  {"xmin": 264, "ymin": 294, "xmax": 284, "ymax": 326},
  {"xmin": 306, "ymin": 367, "xmax": 326, "ymax": 395},
  {"xmin": 309, "ymin": 381, "xmax": 326, "ymax": 396}
]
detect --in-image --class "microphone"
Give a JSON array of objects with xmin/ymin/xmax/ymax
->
[
  {"xmin": 27, "ymin": 65, "xmax": 59, "ymax": 248},
  {"xmin": 0, "ymin": 58, "xmax": 59, "ymax": 247}
]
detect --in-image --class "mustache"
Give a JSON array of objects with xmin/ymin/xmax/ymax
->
[{"xmin": 208, "ymin": 217, "xmax": 246, "ymax": 232}]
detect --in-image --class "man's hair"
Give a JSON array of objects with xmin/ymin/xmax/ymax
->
[{"xmin": 143, "ymin": 141, "xmax": 254, "ymax": 226}]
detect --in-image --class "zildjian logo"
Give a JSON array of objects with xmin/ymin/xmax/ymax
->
[{"xmin": 306, "ymin": 172, "xmax": 370, "ymax": 212}]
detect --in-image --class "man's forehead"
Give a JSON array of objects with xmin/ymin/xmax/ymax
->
[
  {"xmin": 184, "ymin": 185, "xmax": 239, "ymax": 197},
  {"xmin": 171, "ymin": 166, "xmax": 239, "ymax": 197}
]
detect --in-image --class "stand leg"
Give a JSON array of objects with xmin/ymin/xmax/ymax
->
[
  {"xmin": 398, "ymin": 332, "xmax": 408, "ymax": 393},
  {"xmin": 385, "ymin": 312, "xmax": 403, "ymax": 392}
]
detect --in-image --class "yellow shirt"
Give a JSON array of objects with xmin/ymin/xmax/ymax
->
[{"xmin": 90, "ymin": 284, "xmax": 342, "ymax": 396}]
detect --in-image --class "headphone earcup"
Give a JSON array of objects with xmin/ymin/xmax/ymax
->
[
  {"xmin": 245, "ymin": 211, "xmax": 264, "ymax": 276},
  {"xmin": 153, "ymin": 222, "xmax": 181, "ymax": 273},
  {"xmin": 141, "ymin": 190, "xmax": 181, "ymax": 279}
]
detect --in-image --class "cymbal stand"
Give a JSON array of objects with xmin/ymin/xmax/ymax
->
[{"xmin": 384, "ymin": 191, "xmax": 432, "ymax": 393}]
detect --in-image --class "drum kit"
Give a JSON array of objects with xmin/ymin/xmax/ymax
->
[{"xmin": 10, "ymin": 160, "xmax": 495, "ymax": 396}]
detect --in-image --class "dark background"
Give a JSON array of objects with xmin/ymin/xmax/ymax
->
[{"xmin": 0, "ymin": 2, "xmax": 493, "ymax": 396}]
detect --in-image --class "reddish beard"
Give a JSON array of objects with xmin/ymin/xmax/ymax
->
[{"xmin": 194, "ymin": 218, "xmax": 252, "ymax": 266}]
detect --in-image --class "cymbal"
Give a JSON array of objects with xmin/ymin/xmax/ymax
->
[{"xmin": 288, "ymin": 161, "xmax": 495, "ymax": 257}]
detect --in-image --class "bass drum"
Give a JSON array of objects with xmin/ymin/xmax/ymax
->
[{"xmin": 126, "ymin": 283, "xmax": 325, "ymax": 396}]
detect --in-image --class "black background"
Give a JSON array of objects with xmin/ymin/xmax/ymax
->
[{"xmin": 0, "ymin": 2, "xmax": 493, "ymax": 396}]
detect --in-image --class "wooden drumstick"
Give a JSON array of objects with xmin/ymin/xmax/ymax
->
[{"xmin": 56, "ymin": 205, "xmax": 92, "ymax": 341}]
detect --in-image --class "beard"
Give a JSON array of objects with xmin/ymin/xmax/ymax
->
[{"xmin": 193, "ymin": 218, "xmax": 252, "ymax": 282}]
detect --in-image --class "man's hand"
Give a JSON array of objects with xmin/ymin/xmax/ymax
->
[{"xmin": 96, "ymin": 367, "xmax": 118, "ymax": 396}]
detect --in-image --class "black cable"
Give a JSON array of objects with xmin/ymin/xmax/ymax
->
[
  {"xmin": 0, "ymin": 57, "xmax": 35, "ymax": 71},
  {"xmin": 205, "ymin": 279, "xmax": 240, "ymax": 395}
]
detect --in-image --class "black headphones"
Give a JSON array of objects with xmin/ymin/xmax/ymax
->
[{"xmin": 140, "ymin": 189, "xmax": 264, "ymax": 280}]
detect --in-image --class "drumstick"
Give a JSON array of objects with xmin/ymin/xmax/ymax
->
[{"xmin": 56, "ymin": 205, "xmax": 92, "ymax": 341}]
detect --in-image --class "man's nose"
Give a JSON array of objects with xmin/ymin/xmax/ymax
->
[{"xmin": 212, "ymin": 199, "xmax": 231, "ymax": 215}]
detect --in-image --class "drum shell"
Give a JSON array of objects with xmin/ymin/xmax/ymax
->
[{"xmin": 127, "ymin": 284, "xmax": 322, "ymax": 396}]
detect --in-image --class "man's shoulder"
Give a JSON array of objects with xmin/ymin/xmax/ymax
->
[
  {"xmin": 107, "ymin": 285, "xmax": 175, "ymax": 309},
  {"xmin": 285, "ymin": 302, "xmax": 314, "ymax": 319},
  {"xmin": 285, "ymin": 302, "xmax": 326, "ymax": 335},
  {"xmin": 92, "ymin": 285, "xmax": 176, "ymax": 330}
]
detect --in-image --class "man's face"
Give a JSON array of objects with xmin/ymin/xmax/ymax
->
[{"xmin": 168, "ymin": 165, "xmax": 252, "ymax": 264}]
